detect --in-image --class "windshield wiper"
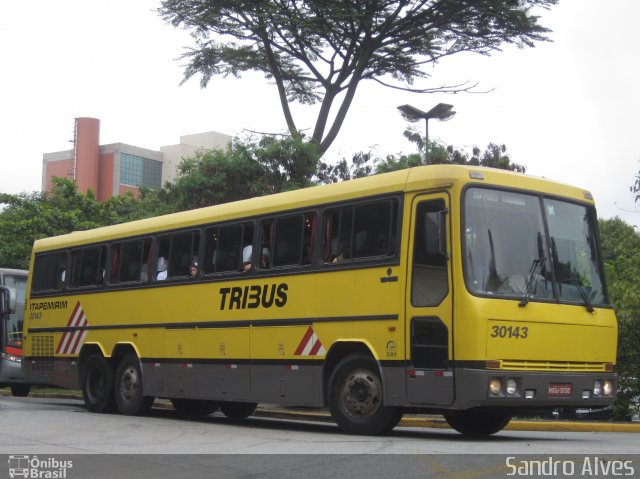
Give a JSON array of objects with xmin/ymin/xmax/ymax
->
[
  {"xmin": 519, "ymin": 257, "xmax": 544, "ymax": 307},
  {"xmin": 572, "ymin": 280, "xmax": 595, "ymax": 313}
]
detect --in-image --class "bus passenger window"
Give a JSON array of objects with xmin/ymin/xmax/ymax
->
[
  {"xmin": 203, "ymin": 227, "xmax": 219, "ymax": 274},
  {"xmin": 205, "ymin": 223, "xmax": 252, "ymax": 273},
  {"xmin": 323, "ymin": 206, "xmax": 353, "ymax": 262},
  {"xmin": 302, "ymin": 213, "xmax": 315, "ymax": 265},
  {"xmin": 112, "ymin": 239, "xmax": 151, "ymax": 284},
  {"xmin": 352, "ymin": 201, "xmax": 393, "ymax": 258},
  {"xmin": 273, "ymin": 216, "xmax": 302, "ymax": 266},
  {"xmin": 69, "ymin": 246, "xmax": 106, "ymax": 288},
  {"xmin": 156, "ymin": 231, "xmax": 200, "ymax": 279},
  {"xmin": 31, "ymin": 252, "xmax": 68, "ymax": 292},
  {"xmin": 323, "ymin": 199, "xmax": 397, "ymax": 263}
]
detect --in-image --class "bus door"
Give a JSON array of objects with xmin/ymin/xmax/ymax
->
[{"xmin": 405, "ymin": 193, "xmax": 454, "ymax": 406}]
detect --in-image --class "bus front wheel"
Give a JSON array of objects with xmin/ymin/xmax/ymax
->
[
  {"xmin": 81, "ymin": 353, "xmax": 115, "ymax": 413},
  {"xmin": 328, "ymin": 353, "xmax": 402, "ymax": 435},
  {"xmin": 443, "ymin": 409, "xmax": 512, "ymax": 436},
  {"xmin": 114, "ymin": 354, "xmax": 153, "ymax": 415}
]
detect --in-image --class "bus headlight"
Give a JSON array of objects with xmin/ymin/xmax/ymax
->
[
  {"xmin": 593, "ymin": 380, "xmax": 602, "ymax": 397},
  {"xmin": 489, "ymin": 378, "xmax": 503, "ymax": 396},
  {"xmin": 506, "ymin": 378, "xmax": 518, "ymax": 396},
  {"xmin": 603, "ymin": 380, "xmax": 614, "ymax": 397},
  {"xmin": 1, "ymin": 352, "xmax": 21, "ymax": 364}
]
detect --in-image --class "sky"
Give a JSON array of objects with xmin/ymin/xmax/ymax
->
[{"xmin": 1, "ymin": 1, "xmax": 639, "ymax": 226}]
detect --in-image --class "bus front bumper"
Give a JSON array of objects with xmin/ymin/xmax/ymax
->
[{"xmin": 455, "ymin": 368, "xmax": 617, "ymax": 409}]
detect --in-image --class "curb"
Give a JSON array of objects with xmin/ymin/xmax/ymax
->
[{"xmin": 254, "ymin": 408, "xmax": 640, "ymax": 433}]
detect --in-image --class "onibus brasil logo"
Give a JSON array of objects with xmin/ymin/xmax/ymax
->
[{"xmin": 8, "ymin": 455, "xmax": 73, "ymax": 479}]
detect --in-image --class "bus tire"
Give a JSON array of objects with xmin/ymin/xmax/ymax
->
[
  {"xmin": 443, "ymin": 409, "xmax": 512, "ymax": 436},
  {"xmin": 327, "ymin": 353, "xmax": 402, "ymax": 435},
  {"xmin": 10, "ymin": 384, "xmax": 31, "ymax": 397},
  {"xmin": 171, "ymin": 398, "xmax": 219, "ymax": 416},
  {"xmin": 220, "ymin": 401, "xmax": 257, "ymax": 420},
  {"xmin": 114, "ymin": 354, "xmax": 153, "ymax": 416},
  {"xmin": 81, "ymin": 353, "xmax": 115, "ymax": 413}
]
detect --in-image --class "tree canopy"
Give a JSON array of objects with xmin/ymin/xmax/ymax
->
[
  {"xmin": 159, "ymin": 0, "xmax": 557, "ymax": 155},
  {"xmin": 0, "ymin": 178, "xmax": 162, "ymax": 269},
  {"xmin": 162, "ymin": 134, "xmax": 320, "ymax": 210},
  {"xmin": 318, "ymin": 127, "xmax": 525, "ymax": 182}
]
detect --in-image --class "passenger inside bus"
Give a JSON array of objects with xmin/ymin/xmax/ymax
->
[
  {"xmin": 242, "ymin": 246, "xmax": 270, "ymax": 271},
  {"xmin": 156, "ymin": 257, "xmax": 168, "ymax": 280},
  {"xmin": 259, "ymin": 248, "xmax": 270, "ymax": 269},
  {"xmin": 242, "ymin": 245, "xmax": 252, "ymax": 271}
]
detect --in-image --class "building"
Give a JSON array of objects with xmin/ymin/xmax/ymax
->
[{"xmin": 42, "ymin": 118, "xmax": 231, "ymax": 201}]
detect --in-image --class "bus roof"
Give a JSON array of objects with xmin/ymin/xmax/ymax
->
[
  {"xmin": 32, "ymin": 165, "xmax": 593, "ymax": 253},
  {"xmin": 0, "ymin": 268, "xmax": 28, "ymax": 276}
]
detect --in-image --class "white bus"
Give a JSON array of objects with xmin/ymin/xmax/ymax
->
[{"xmin": 0, "ymin": 268, "xmax": 31, "ymax": 396}]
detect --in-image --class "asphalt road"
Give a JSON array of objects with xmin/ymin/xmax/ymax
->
[{"xmin": 1, "ymin": 395, "xmax": 639, "ymax": 479}]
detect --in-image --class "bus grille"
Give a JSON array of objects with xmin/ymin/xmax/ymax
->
[
  {"xmin": 497, "ymin": 360, "xmax": 607, "ymax": 372},
  {"xmin": 32, "ymin": 335, "xmax": 54, "ymax": 357}
]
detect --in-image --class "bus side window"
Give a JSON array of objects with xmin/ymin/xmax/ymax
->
[
  {"xmin": 273, "ymin": 216, "xmax": 303, "ymax": 267},
  {"xmin": 203, "ymin": 227, "xmax": 219, "ymax": 275},
  {"xmin": 218, "ymin": 225, "xmax": 243, "ymax": 272},
  {"xmin": 262, "ymin": 213, "xmax": 315, "ymax": 268},
  {"xmin": 323, "ymin": 206, "xmax": 353, "ymax": 263},
  {"xmin": 113, "ymin": 239, "xmax": 151, "ymax": 284},
  {"xmin": 69, "ymin": 246, "xmax": 107, "ymax": 288},
  {"xmin": 32, "ymin": 252, "xmax": 67, "ymax": 293},
  {"xmin": 352, "ymin": 201, "xmax": 393, "ymax": 258},
  {"xmin": 323, "ymin": 199, "xmax": 396, "ymax": 263},
  {"xmin": 302, "ymin": 213, "xmax": 315, "ymax": 265},
  {"xmin": 206, "ymin": 223, "xmax": 251, "ymax": 273},
  {"xmin": 159, "ymin": 230, "xmax": 200, "ymax": 279}
]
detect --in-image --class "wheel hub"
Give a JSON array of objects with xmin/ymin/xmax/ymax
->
[
  {"xmin": 341, "ymin": 370, "xmax": 382, "ymax": 418},
  {"xmin": 120, "ymin": 367, "xmax": 139, "ymax": 402}
]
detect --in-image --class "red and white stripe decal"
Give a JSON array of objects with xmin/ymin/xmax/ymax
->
[
  {"xmin": 55, "ymin": 301, "xmax": 89, "ymax": 355},
  {"xmin": 293, "ymin": 326, "xmax": 326, "ymax": 356}
]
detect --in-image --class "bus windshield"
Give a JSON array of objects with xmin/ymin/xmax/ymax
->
[
  {"xmin": 463, "ymin": 187, "xmax": 609, "ymax": 307},
  {"xmin": 2, "ymin": 273, "xmax": 27, "ymax": 349}
]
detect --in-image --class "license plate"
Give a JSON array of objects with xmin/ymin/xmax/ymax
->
[{"xmin": 548, "ymin": 383, "xmax": 572, "ymax": 397}]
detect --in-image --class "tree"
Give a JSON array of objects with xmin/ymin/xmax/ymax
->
[
  {"xmin": 632, "ymin": 169, "xmax": 640, "ymax": 204},
  {"xmin": 317, "ymin": 127, "xmax": 525, "ymax": 181},
  {"xmin": 599, "ymin": 217, "xmax": 640, "ymax": 419},
  {"xmin": 0, "ymin": 178, "xmax": 166, "ymax": 269},
  {"xmin": 164, "ymin": 134, "xmax": 320, "ymax": 210},
  {"xmin": 0, "ymin": 179, "xmax": 103, "ymax": 269},
  {"xmin": 159, "ymin": 0, "xmax": 557, "ymax": 155}
]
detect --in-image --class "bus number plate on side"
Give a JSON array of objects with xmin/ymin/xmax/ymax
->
[{"xmin": 548, "ymin": 383, "xmax": 572, "ymax": 397}]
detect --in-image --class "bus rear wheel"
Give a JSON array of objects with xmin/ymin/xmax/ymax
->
[
  {"xmin": 327, "ymin": 353, "xmax": 402, "ymax": 435},
  {"xmin": 171, "ymin": 398, "xmax": 219, "ymax": 416},
  {"xmin": 10, "ymin": 384, "xmax": 31, "ymax": 397},
  {"xmin": 114, "ymin": 354, "xmax": 153, "ymax": 415},
  {"xmin": 443, "ymin": 409, "xmax": 512, "ymax": 436},
  {"xmin": 220, "ymin": 401, "xmax": 257, "ymax": 420},
  {"xmin": 81, "ymin": 353, "xmax": 115, "ymax": 413}
]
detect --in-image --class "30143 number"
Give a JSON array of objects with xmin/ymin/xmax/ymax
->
[{"xmin": 490, "ymin": 325, "xmax": 528, "ymax": 339}]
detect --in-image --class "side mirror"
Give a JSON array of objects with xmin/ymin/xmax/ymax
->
[
  {"xmin": 0, "ymin": 286, "xmax": 16, "ymax": 315},
  {"xmin": 7, "ymin": 287, "xmax": 16, "ymax": 314},
  {"xmin": 425, "ymin": 209, "xmax": 448, "ymax": 258}
]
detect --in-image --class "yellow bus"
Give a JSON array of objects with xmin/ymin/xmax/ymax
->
[{"xmin": 22, "ymin": 165, "xmax": 617, "ymax": 436}]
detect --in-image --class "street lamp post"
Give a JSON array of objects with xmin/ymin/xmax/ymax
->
[{"xmin": 397, "ymin": 103, "xmax": 456, "ymax": 163}]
